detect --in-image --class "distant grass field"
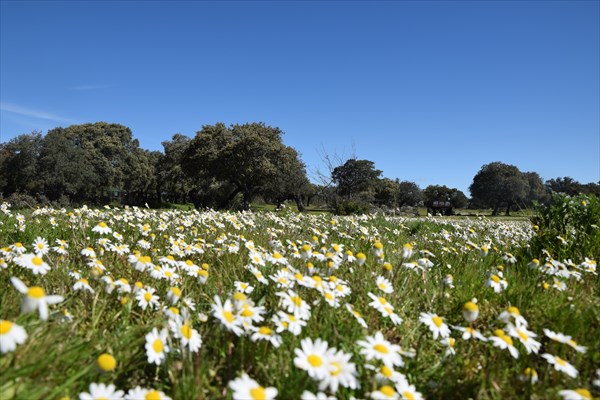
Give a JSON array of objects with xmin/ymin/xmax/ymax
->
[{"xmin": 0, "ymin": 204, "xmax": 597, "ymax": 399}]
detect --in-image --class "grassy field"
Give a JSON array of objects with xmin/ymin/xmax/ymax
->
[{"xmin": 0, "ymin": 204, "xmax": 598, "ymax": 400}]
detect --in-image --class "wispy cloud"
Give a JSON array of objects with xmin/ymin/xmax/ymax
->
[
  {"xmin": 68, "ymin": 84, "xmax": 109, "ymax": 91},
  {"xmin": 0, "ymin": 102, "xmax": 77, "ymax": 124}
]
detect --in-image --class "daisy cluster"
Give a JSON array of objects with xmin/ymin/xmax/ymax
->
[{"xmin": 0, "ymin": 203, "xmax": 598, "ymax": 399}]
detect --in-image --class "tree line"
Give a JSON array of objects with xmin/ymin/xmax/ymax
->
[{"xmin": 1, "ymin": 121, "xmax": 598, "ymax": 213}]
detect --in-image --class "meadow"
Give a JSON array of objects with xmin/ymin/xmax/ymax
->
[{"xmin": 0, "ymin": 200, "xmax": 598, "ymax": 400}]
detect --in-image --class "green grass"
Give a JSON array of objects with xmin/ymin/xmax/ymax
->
[{"xmin": 0, "ymin": 207, "xmax": 598, "ymax": 399}]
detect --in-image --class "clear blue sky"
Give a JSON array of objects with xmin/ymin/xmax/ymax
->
[{"xmin": 1, "ymin": 0, "xmax": 599, "ymax": 195}]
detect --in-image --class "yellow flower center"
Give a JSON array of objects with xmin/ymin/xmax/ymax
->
[
  {"xmin": 32, "ymin": 256, "xmax": 44, "ymax": 267},
  {"xmin": 574, "ymin": 389, "xmax": 592, "ymax": 399},
  {"xmin": 153, "ymin": 339, "xmax": 163, "ymax": 353},
  {"xmin": 325, "ymin": 292, "xmax": 334, "ymax": 301},
  {"xmin": 518, "ymin": 331, "xmax": 529, "ymax": 341},
  {"xmin": 165, "ymin": 271, "xmax": 173, "ymax": 278},
  {"xmin": 181, "ymin": 324, "xmax": 193, "ymax": 339},
  {"xmin": 380, "ymin": 365, "xmax": 393, "ymax": 377},
  {"xmin": 568, "ymin": 339, "xmax": 577, "ymax": 346},
  {"xmin": 378, "ymin": 297, "xmax": 387, "ymax": 305},
  {"xmin": 507, "ymin": 306, "xmax": 520, "ymax": 315},
  {"xmin": 139, "ymin": 256, "xmax": 151, "ymax": 264},
  {"xmin": 463, "ymin": 302, "xmax": 478, "ymax": 312},
  {"xmin": 99, "ymin": 222, "xmax": 107, "ymax": 228},
  {"xmin": 144, "ymin": 292, "xmax": 152, "ymax": 302},
  {"xmin": 241, "ymin": 309, "xmax": 254, "ymax": 317},
  {"xmin": 330, "ymin": 361, "xmax": 342, "ymax": 376},
  {"xmin": 272, "ymin": 252, "xmax": 282, "ymax": 259},
  {"xmin": 223, "ymin": 311, "xmax": 235, "ymax": 323},
  {"xmin": 250, "ymin": 386, "xmax": 266, "ymax": 400},
  {"xmin": 97, "ymin": 353, "xmax": 116, "ymax": 371},
  {"xmin": 0, "ymin": 320, "xmax": 13, "ymax": 334},
  {"xmin": 291, "ymin": 296, "xmax": 303, "ymax": 307},
  {"xmin": 374, "ymin": 344, "xmax": 389, "ymax": 354},
  {"xmin": 170, "ymin": 287, "xmax": 181, "ymax": 296},
  {"xmin": 380, "ymin": 385, "xmax": 396, "ymax": 397},
  {"xmin": 403, "ymin": 391, "xmax": 416, "ymax": 400},
  {"xmin": 258, "ymin": 326, "xmax": 272, "ymax": 335},
  {"xmin": 233, "ymin": 292, "xmax": 246, "ymax": 301},
  {"xmin": 28, "ymin": 286, "xmax": 45, "ymax": 299},
  {"xmin": 145, "ymin": 390, "xmax": 161, "ymax": 400},
  {"xmin": 501, "ymin": 335, "xmax": 514, "ymax": 346},
  {"xmin": 432, "ymin": 316, "xmax": 443, "ymax": 327},
  {"xmin": 169, "ymin": 307, "xmax": 179, "ymax": 315},
  {"xmin": 307, "ymin": 354, "xmax": 323, "ymax": 367},
  {"xmin": 555, "ymin": 356, "xmax": 567, "ymax": 366},
  {"xmin": 491, "ymin": 275, "xmax": 501, "ymax": 283}
]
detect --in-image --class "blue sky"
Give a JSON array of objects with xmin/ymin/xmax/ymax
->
[{"xmin": 1, "ymin": 1, "xmax": 599, "ymax": 195}]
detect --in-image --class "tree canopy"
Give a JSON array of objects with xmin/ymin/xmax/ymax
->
[
  {"xmin": 469, "ymin": 162, "xmax": 547, "ymax": 215},
  {"xmin": 1, "ymin": 123, "xmax": 596, "ymax": 214}
]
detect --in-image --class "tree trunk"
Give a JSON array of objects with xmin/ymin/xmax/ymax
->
[
  {"xmin": 217, "ymin": 187, "xmax": 241, "ymax": 210},
  {"xmin": 242, "ymin": 191, "xmax": 253, "ymax": 211},
  {"xmin": 492, "ymin": 202, "xmax": 500, "ymax": 216},
  {"xmin": 505, "ymin": 202, "xmax": 511, "ymax": 216},
  {"xmin": 294, "ymin": 195, "xmax": 305, "ymax": 212}
]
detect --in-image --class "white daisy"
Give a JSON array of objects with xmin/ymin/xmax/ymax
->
[
  {"xmin": 558, "ymin": 389, "xmax": 592, "ymax": 400},
  {"xmin": 211, "ymin": 296, "xmax": 243, "ymax": 336},
  {"xmin": 489, "ymin": 329, "xmax": 519, "ymax": 359},
  {"xmin": 357, "ymin": 331, "xmax": 403, "ymax": 367},
  {"xmin": 318, "ymin": 347, "xmax": 358, "ymax": 393},
  {"xmin": 228, "ymin": 373, "xmax": 278, "ymax": 400},
  {"xmin": 125, "ymin": 387, "xmax": 171, "ymax": 400},
  {"xmin": 14, "ymin": 253, "xmax": 51, "ymax": 275},
  {"xmin": 419, "ymin": 312, "xmax": 451, "ymax": 339},
  {"xmin": 79, "ymin": 383, "xmax": 124, "ymax": 400},
  {"xmin": 145, "ymin": 327, "xmax": 170, "ymax": 365},
  {"xmin": 541, "ymin": 353, "xmax": 578, "ymax": 378},
  {"xmin": 293, "ymin": 337, "xmax": 331, "ymax": 380},
  {"xmin": 0, "ymin": 319, "xmax": 28, "ymax": 353},
  {"xmin": 376, "ymin": 276, "xmax": 394, "ymax": 294},
  {"xmin": 10, "ymin": 277, "xmax": 64, "ymax": 320}
]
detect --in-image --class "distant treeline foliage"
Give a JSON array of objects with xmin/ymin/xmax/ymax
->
[{"xmin": 1, "ymin": 122, "xmax": 598, "ymax": 213}]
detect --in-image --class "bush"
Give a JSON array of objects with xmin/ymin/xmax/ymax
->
[
  {"xmin": 332, "ymin": 199, "xmax": 371, "ymax": 215},
  {"xmin": 530, "ymin": 193, "xmax": 600, "ymax": 259},
  {"xmin": 6, "ymin": 192, "xmax": 39, "ymax": 209}
]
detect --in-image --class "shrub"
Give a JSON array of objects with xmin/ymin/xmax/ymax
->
[
  {"xmin": 530, "ymin": 193, "xmax": 600, "ymax": 259},
  {"xmin": 332, "ymin": 199, "xmax": 371, "ymax": 215}
]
